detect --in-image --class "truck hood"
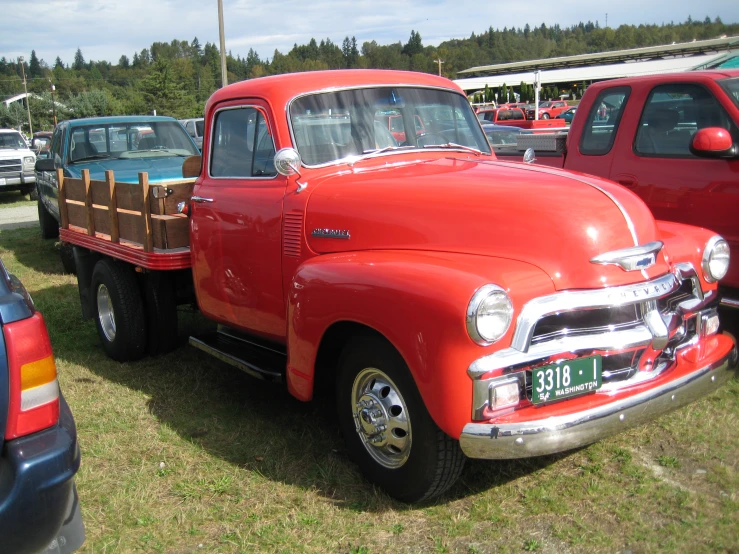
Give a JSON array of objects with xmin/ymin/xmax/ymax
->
[
  {"xmin": 66, "ymin": 156, "xmax": 187, "ymax": 184},
  {"xmin": 0, "ymin": 148, "xmax": 33, "ymax": 159},
  {"xmin": 304, "ymin": 157, "xmax": 669, "ymax": 290}
]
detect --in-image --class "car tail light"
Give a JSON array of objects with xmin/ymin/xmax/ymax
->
[{"xmin": 4, "ymin": 312, "xmax": 59, "ymax": 440}]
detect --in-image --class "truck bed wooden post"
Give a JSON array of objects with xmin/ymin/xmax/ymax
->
[
  {"xmin": 82, "ymin": 169, "xmax": 95, "ymax": 236},
  {"xmin": 106, "ymin": 170, "xmax": 119, "ymax": 243},
  {"xmin": 140, "ymin": 172, "xmax": 154, "ymax": 252},
  {"xmin": 56, "ymin": 168, "xmax": 69, "ymax": 229}
]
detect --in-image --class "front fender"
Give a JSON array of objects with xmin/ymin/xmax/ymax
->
[
  {"xmin": 658, "ymin": 220, "xmax": 721, "ymax": 294},
  {"xmin": 286, "ymin": 250, "xmax": 554, "ymax": 438}
]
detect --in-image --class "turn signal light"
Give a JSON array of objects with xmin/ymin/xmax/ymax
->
[
  {"xmin": 4, "ymin": 312, "xmax": 60, "ymax": 440},
  {"xmin": 491, "ymin": 380, "xmax": 520, "ymax": 410}
]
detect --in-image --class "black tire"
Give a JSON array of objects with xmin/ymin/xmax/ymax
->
[
  {"xmin": 38, "ymin": 199, "xmax": 59, "ymax": 239},
  {"xmin": 90, "ymin": 259, "xmax": 147, "ymax": 362},
  {"xmin": 337, "ymin": 334, "xmax": 465, "ymax": 503},
  {"xmin": 144, "ymin": 271, "xmax": 179, "ymax": 356},
  {"xmin": 541, "ymin": 113, "xmax": 550, "ymax": 119},
  {"xmin": 28, "ymin": 187, "xmax": 38, "ymax": 201},
  {"xmin": 59, "ymin": 242, "xmax": 76, "ymax": 274}
]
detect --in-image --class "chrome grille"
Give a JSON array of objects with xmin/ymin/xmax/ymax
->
[{"xmin": 0, "ymin": 158, "xmax": 22, "ymax": 177}]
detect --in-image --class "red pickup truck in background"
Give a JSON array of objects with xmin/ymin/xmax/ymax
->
[
  {"xmin": 499, "ymin": 70, "xmax": 739, "ymax": 304},
  {"xmin": 55, "ymin": 69, "xmax": 737, "ymax": 502},
  {"xmin": 526, "ymin": 100, "xmax": 569, "ymax": 119}
]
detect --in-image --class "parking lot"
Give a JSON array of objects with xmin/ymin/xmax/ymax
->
[{"xmin": 0, "ymin": 191, "xmax": 736, "ymax": 553}]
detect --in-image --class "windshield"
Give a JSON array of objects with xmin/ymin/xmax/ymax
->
[
  {"xmin": 289, "ymin": 86, "xmax": 491, "ymax": 166},
  {"xmin": 69, "ymin": 121, "xmax": 199, "ymax": 163},
  {"xmin": 719, "ymin": 77, "xmax": 739, "ymax": 110},
  {"xmin": 0, "ymin": 132, "xmax": 27, "ymax": 150}
]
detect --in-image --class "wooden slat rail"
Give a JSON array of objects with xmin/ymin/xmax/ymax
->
[{"xmin": 59, "ymin": 169, "xmax": 193, "ymax": 251}]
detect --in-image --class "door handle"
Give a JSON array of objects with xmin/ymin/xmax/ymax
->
[
  {"xmin": 616, "ymin": 178, "xmax": 637, "ymax": 188},
  {"xmin": 190, "ymin": 196, "xmax": 214, "ymax": 203}
]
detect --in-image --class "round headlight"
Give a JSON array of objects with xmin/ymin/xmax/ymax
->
[
  {"xmin": 702, "ymin": 236, "xmax": 730, "ymax": 283},
  {"xmin": 467, "ymin": 285, "xmax": 513, "ymax": 345}
]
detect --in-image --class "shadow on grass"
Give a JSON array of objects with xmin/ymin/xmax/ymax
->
[
  {"xmin": 0, "ymin": 190, "xmax": 34, "ymax": 206},
  {"xmin": 0, "ymin": 227, "xmax": 64, "ymax": 275},
  {"xmin": 33, "ymin": 283, "xmax": 569, "ymax": 512}
]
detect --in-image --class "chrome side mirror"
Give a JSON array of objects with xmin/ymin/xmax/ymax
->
[
  {"xmin": 523, "ymin": 147, "xmax": 536, "ymax": 164},
  {"xmin": 274, "ymin": 148, "xmax": 307, "ymax": 193},
  {"xmin": 274, "ymin": 148, "xmax": 302, "ymax": 177}
]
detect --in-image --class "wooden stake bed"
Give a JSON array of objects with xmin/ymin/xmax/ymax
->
[{"xmin": 57, "ymin": 168, "xmax": 194, "ymax": 271}]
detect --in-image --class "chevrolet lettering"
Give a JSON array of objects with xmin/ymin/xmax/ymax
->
[{"xmin": 55, "ymin": 70, "xmax": 737, "ymax": 503}]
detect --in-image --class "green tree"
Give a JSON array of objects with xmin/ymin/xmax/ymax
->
[
  {"xmin": 402, "ymin": 30, "xmax": 423, "ymax": 57},
  {"xmin": 73, "ymin": 48, "xmax": 85, "ymax": 71},
  {"xmin": 29, "ymin": 50, "xmax": 42, "ymax": 78}
]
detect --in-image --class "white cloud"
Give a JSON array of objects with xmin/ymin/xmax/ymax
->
[{"xmin": 1, "ymin": 0, "xmax": 736, "ymax": 66}]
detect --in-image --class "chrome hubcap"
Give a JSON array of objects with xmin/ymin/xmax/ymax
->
[
  {"xmin": 351, "ymin": 368, "xmax": 411, "ymax": 469},
  {"xmin": 97, "ymin": 284, "xmax": 116, "ymax": 342}
]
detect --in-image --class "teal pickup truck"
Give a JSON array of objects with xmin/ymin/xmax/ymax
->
[{"xmin": 34, "ymin": 116, "xmax": 200, "ymax": 269}]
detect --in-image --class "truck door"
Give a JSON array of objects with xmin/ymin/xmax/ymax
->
[
  {"xmin": 38, "ymin": 125, "xmax": 65, "ymax": 220},
  {"xmin": 610, "ymin": 82, "xmax": 739, "ymax": 285},
  {"xmin": 566, "ymin": 86, "xmax": 632, "ymax": 178},
  {"xmin": 189, "ymin": 103, "xmax": 286, "ymax": 341}
]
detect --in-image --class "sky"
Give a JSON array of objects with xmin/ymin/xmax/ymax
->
[{"xmin": 2, "ymin": 0, "xmax": 738, "ymax": 67}]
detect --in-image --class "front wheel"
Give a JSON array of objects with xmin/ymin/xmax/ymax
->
[
  {"xmin": 337, "ymin": 335, "xmax": 465, "ymax": 502},
  {"xmin": 541, "ymin": 113, "xmax": 550, "ymax": 119},
  {"xmin": 90, "ymin": 259, "xmax": 147, "ymax": 362}
]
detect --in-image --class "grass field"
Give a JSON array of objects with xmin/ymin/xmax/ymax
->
[{"xmin": 1, "ymin": 226, "xmax": 737, "ymax": 553}]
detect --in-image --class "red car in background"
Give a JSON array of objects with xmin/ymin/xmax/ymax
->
[
  {"xmin": 477, "ymin": 107, "xmax": 526, "ymax": 124},
  {"xmin": 527, "ymin": 100, "xmax": 569, "ymax": 119}
]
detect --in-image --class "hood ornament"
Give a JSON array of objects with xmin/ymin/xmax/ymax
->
[{"xmin": 591, "ymin": 241, "xmax": 663, "ymax": 272}]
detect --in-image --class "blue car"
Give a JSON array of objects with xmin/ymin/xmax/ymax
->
[
  {"xmin": 0, "ymin": 259, "xmax": 84, "ymax": 553},
  {"xmin": 34, "ymin": 116, "xmax": 200, "ymax": 242}
]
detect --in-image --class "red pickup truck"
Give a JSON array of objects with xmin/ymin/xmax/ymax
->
[
  {"xmin": 499, "ymin": 70, "xmax": 739, "ymax": 305},
  {"xmin": 57, "ymin": 69, "xmax": 737, "ymax": 502}
]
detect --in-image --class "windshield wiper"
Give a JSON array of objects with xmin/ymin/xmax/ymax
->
[
  {"xmin": 71, "ymin": 154, "xmax": 111, "ymax": 163},
  {"xmin": 422, "ymin": 142, "xmax": 482, "ymax": 156},
  {"xmin": 348, "ymin": 145, "xmax": 416, "ymax": 163},
  {"xmin": 131, "ymin": 148, "xmax": 188, "ymax": 156}
]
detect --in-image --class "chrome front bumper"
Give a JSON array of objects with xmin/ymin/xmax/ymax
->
[{"xmin": 459, "ymin": 345, "xmax": 738, "ymax": 459}]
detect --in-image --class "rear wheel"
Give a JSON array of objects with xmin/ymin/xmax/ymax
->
[
  {"xmin": 91, "ymin": 259, "xmax": 147, "ymax": 362},
  {"xmin": 336, "ymin": 334, "xmax": 465, "ymax": 502},
  {"xmin": 38, "ymin": 199, "xmax": 59, "ymax": 239}
]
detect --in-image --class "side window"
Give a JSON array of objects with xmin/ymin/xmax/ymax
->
[
  {"xmin": 185, "ymin": 121, "xmax": 195, "ymax": 135},
  {"xmin": 634, "ymin": 83, "xmax": 739, "ymax": 157},
  {"xmin": 579, "ymin": 86, "xmax": 631, "ymax": 156},
  {"xmin": 50, "ymin": 127, "xmax": 63, "ymax": 164},
  {"xmin": 210, "ymin": 107, "xmax": 276, "ymax": 178}
]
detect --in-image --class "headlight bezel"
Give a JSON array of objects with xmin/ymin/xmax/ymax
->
[
  {"xmin": 466, "ymin": 284, "xmax": 514, "ymax": 346},
  {"xmin": 23, "ymin": 156, "xmax": 35, "ymax": 165},
  {"xmin": 701, "ymin": 235, "xmax": 730, "ymax": 283}
]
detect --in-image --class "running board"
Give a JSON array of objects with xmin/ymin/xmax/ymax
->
[
  {"xmin": 189, "ymin": 329, "xmax": 286, "ymax": 383},
  {"xmin": 720, "ymin": 297, "xmax": 739, "ymax": 309}
]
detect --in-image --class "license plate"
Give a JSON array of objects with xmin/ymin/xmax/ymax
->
[
  {"xmin": 0, "ymin": 178, "xmax": 5, "ymax": 186},
  {"xmin": 531, "ymin": 355, "xmax": 602, "ymax": 404}
]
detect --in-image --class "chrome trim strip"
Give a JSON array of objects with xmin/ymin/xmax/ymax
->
[
  {"xmin": 510, "ymin": 272, "xmax": 679, "ymax": 353},
  {"xmin": 720, "ymin": 296, "xmax": 739, "ymax": 308},
  {"xmin": 674, "ymin": 262, "xmax": 703, "ymax": 302},
  {"xmin": 585, "ymin": 183, "xmax": 640, "ymax": 247},
  {"xmin": 468, "ymin": 326, "xmax": 653, "ymax": 378},
  {"xmin": 590, "ymin": 241, "xmax": 663, "ymax": 271},
  {"xmin": 460, "ymin": 346, "xmax": 737, "ymax": 459}
]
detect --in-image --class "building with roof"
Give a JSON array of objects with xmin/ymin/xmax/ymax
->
[{"xmin": 453, "ymin": 35, "xmax": 739, "ymax": 97}]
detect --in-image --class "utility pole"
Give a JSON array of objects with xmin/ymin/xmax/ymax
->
[
  {"xmin": 605, "ymin": 13, "xmax": 608, "ymax": 28},
  {"xmin": 217, "ymin": 0, "xmax": 228, "ymax": 87},
  {"xmin": 50, "ymin": 81, "xmax": 57, "ymax": 127},
  {"xmin": 433, "ymin": 58, "xmax": 444, "ymax": 76},
  {"xmin": 18, "ymin": 56, "xmax": 33, "ymax": 136}
]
